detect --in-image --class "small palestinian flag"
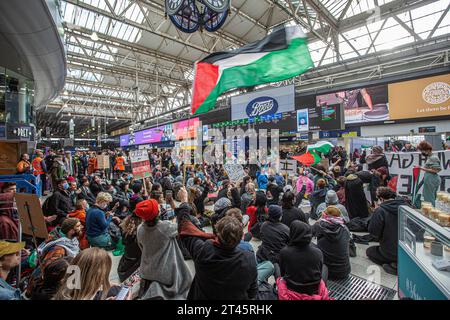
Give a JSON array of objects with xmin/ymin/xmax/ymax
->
[
  {"xmin": 292, "ymin": 151, "xmax": 321, "ymax": 167},
  {"xmin": 191, "ymin": 25, "xmax": 314, "ymax": 115},
  {"xmin": 292, "ymin": 141, "xmax": 334, "ymax": 166},
  {"xmin": 412, "ymin": 166, "xmax": 423, "ymax": 207}
]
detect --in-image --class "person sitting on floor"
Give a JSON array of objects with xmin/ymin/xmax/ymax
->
[
  {"xmin": 316, "ymin": 190, "xmax": 349, "ymax": 223},
  {"xmin": 366, "ymin": 187, "xmax": 407, "ymax": 275},
  {"xmin": 117, "ymin": 213, "xmax": 142, "ymax": 283},
  {"xmin": 281, "ymin": 191, "xmax": 308, "ymax": 228},
  {"xmin": 135, "ymin": 199, "xmax": 192, "ymax": 300},
  {"xmin": 277, "ymin": 221, "xmax": 332, "ymax": 300},
  {"xmin": 68, "ymin": 199, "xmax": 90, "ymax": 250},
  {"xmin": 256, "ymin": 205, "xmax": 290, "ymax": 265},
  {"xmin": 312, "ymin": 206, "xmax": 351, "ymax": 281},
  {"xmin": 30, "ymin": 258, "xmax": 71, "ymax": 300},
  {"xmin": 46, "ymin": 178, "xmax": 74, "ymax": 226},
  {"xmin": 0, "ymin": 241, "xmax": 25, "ymax": 300},
  {"xmin": 85, "ymin": 192, "xmax": 121, "ymax": 250},
  {"xmin": 176, "ymin": 188, "xmax": 258, "ymax": 300}
]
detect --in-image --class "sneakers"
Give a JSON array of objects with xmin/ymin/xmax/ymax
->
[{"xmin": 382, "ymin": 263, "xmax": 398, "ymax": 275}]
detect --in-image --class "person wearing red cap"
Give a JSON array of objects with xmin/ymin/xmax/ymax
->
[{"xmin": 135, "ymin": 199, "xmax": 192, "ymax": 300}]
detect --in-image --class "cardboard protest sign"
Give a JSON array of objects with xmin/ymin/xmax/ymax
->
[
  {"xmin": 97, "ymin": 155, "xmax": 110, "ymax": 169},
  {"xmin": 130, "ymin": 150, "xmax": 151, "ymax": 180},
  {"xmin": 386, "ymin": 150, "xmax": 450, "ymax": 196},
  {"xmin": 280, "ymin": 159, "xmax": 297, "ymax": 176},
  {"xmin": 224, "ymin": 163, "xmax": 246, "ymax": 184},
  {"xmin": 15, "ymin": 193, "xmax": 48, "ymax": 239}
]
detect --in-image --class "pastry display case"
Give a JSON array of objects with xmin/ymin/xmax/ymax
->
[{"xmin": 398, "ymin": 205, "xmax": 450, "ymax": 300}]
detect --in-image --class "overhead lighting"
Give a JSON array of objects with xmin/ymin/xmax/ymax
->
[
  {"xmin": 90, "ymin": 31, "xmax": 99, "ymax": 41},
  {"xmin": 114, "ymin": 116, "xmax": 118, "ymax": 120},
  {"xmin": 68, "ymin": 112, "xmax": 71, "ymax": 116},
  {"xmin": 127, "ymin": 110, "xmax": 131, "ymax": 114},
  {"xmin": 63, "ymin": 90, "xmax": 68, "ymax": 95},
  {"xmin": 63, "ymin": 103, "xmax": 68, "ymax": 108}
]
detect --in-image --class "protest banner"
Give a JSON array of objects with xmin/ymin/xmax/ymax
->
[
  {"xmin": 130, "ymin": 150, "xmax": 151, "ymax": 180},
  {"xmin": 386, "ymin": 150, "xmax": 450, "ymax": 196},
  {"xmin": 224, "ymin": 163, "xmax": 246, "ymax": 184},
  {"xmin": 97, "ymin": 154, "xmax": 110, "ymax": 169}
]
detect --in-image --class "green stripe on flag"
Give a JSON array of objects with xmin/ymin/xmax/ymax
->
[{"xmin": 194, "ymin": 38, "xmax": 313, "ymax": 115}]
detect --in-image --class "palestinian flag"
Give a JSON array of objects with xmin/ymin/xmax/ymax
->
[
  {"xmin": 292, "ymin": 141, "xmax": 334, "ymax": 166},
  {"xmin": 292, "ymin": 151, "xmax": 321, "ymax": 167},
  {"xmin": 307, "ymin": 141, "xmax": 334, "ymax": 155},
  {"xmin": 191, "ymin": 25, "xmax": 314, "ymax": 115}
]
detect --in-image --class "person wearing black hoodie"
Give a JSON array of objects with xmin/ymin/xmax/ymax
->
[
  {"xmin": 30, "ymin": 258, "xmax": 71, "ymax": 300},
  {"xmin": 266, "ymin": 176, "xmax": 283, "ymax": 206},
  {"xmin": 279, "ymin": 221, "xmax": 328, "ymax": 295},
  {"xmin": 367, "ymin": 187, "xmax": 406, "ymax": 275},
  {"xmin": 281, "ymin": 191, "xmax": 308, "ymax": 228},
  {"xmin": 344, "ymin": 174, "xmax": 369, "ymax": 219},
  {"xmin": 256, "ymin": 205, "xmax": 290, "ymax": 265},
  {"xmin": 176, "ymin": 188, "xmax": 258, "ymax": 300},
  {"xmin": 312, "ymin": 206, "xmax": 351, "ymax": 280}
]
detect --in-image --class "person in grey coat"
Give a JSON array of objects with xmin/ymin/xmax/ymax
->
[
  {"xmin": 135, "ymin": 199, "xmax": 192, "ymax": 300},
  {"xmin": 316, "ymin": 190, "xmax": 349, "ymax": 223}
]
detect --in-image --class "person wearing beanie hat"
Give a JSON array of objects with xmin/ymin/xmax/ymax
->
[
  {"xmin": 315, "ymin": 190, "xmax": 349, "ymax": 223},
  {"xmin": 135, "ymin": 199, "xmax": 160, "ymax": 222},
  {"xmin": 256, "ymin": 205, "xmax": 290, "ymax": 265},
  {"xmin": 0, "ymin": 240, "xmax": 25, "ymax": 300},
  {"xmin": 136, "ymin": 197, "xmax": 192, "ymax": 299},
  {"xmin": 210, "ymin": 197, "xmax": 232, "ymax": 232},
  {"xmin": 312, "ymin": 203, "xmax": 351, "ymax": 281}
]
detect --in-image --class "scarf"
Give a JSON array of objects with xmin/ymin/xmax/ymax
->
[
  {"xmin": 366, "ymin": 146, "xmax": 384, "ymax": 165},
  {"xmin": 319, "ymin": 212, "xmax": 345, "ymax": 225},
  {"xmin": 38, "ymin": 228, "xmax": 80, "ymax": 258}
]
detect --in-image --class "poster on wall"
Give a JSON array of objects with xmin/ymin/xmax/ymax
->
[
  {"xmin": 386, "ymin": 151, "xmax": 450, "ymax": 195},
  {"xmin": 130, "ymin": 150, "xmax": 151, "ymax": 180},
  {"xmin": 296, "ymin": 108, "xmax": 309, "ymax": 132},
  {"xmin": 316, "ymin": 84, "xmax": 389, "ymax": 124},
  {"xmin": 231, "ymin": 85, "xmax": 295, "ymax": 120},
  {"xmin": 388, "ymin": 74, "xmax": 450, "ymax": 120}
]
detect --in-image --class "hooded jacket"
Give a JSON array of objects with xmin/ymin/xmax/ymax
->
[
  {"xmin": 47, "ymin": 189, "xmax": 73, "ymax": 226},
  {"xmin": 256, "ymin": 220, "xmax": 290, "ymax": 264},
  {"xmin": 279, "ymin": 221, "xmax": 324, "ymax": 295},
  {"xmin": 368, "ymin": 198, "xmax": 406, "ymax": 262},
  {"xmin": 177, "ymin": 204, "xmax": 258, "ymax": 300},
  {"xmin": 312, "ymin": 219, "xmax": 351, "ymax": 280},
  {"xmin": 0, "ymin": 193, "xmax": 19, "ymax": 240}
]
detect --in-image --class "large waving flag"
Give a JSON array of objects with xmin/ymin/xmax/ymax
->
[
  {"xmin": 191, "ymin": 25, "xmax": 314, "ymax": 115},
  {"xmin": 292, "ymin": 141, "xmax": 334, "ymax": 167}
]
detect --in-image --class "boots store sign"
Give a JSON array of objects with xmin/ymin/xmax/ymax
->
[
  {"xmin": 231, "ymin": 85, "xmax": 294, "ymax": 121},
  {"xmin": 6, "ymin": 124, "xmax": 34, "ymax": 141}
]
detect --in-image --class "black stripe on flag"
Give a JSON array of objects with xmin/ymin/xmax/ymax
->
[{"xmin": 201, "ymin": 26, "xmax": 288, "ymax": 64}]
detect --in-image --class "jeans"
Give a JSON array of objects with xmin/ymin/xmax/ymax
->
[{"xmin": 257, "ymin": 260, "xmax": 274, "ymax": 285}]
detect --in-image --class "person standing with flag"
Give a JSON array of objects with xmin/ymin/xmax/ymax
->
[{"xmin": 416, "ymin": 141, "xmax": 441, "ymax": 207}]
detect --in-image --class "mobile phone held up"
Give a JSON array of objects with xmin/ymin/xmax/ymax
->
[{"xmin": 115, "ymin": 285, "xmax": 130, "ymax": 300}]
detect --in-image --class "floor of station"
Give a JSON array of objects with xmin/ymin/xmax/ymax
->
[{"xmin": 108, "ymin": 203, "xmax": 399, "ymax": 299}]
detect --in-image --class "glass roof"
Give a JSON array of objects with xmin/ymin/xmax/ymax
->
[{"xmin": 56, "ymin": 0, "xmax": 450, "ymax": 118}]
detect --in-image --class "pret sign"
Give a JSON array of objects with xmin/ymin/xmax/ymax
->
[{"xmin": 7, "ymin": 124, "xmax": 34, "ymax": 141}]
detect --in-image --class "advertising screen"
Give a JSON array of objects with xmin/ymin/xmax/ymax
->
[
  {"xmin": 134, "ymin": 127, "xmax": 164, "ymax": 145},
  {"xmin": 388, "ymin": 74, "xmax": 450, "ymax": 120},
  {"xmin": 119, "ymin": 134, "xmax": 130, "ymax": 147},
  {"xmin": 296, "ymin": 109, "xmax": 308, "ymax": 132},
  {"xmin": 173, "ymin": 117, "xmax": 200, "ymax": 140},
  {"xmin": 316, "ymin": 84, "xmax": 389, "ymax": 124}
]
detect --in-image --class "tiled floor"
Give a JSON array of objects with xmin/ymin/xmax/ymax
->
[{"xmin": 109, "ymin": 204, "xmax": 399, "ymax": 299}]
